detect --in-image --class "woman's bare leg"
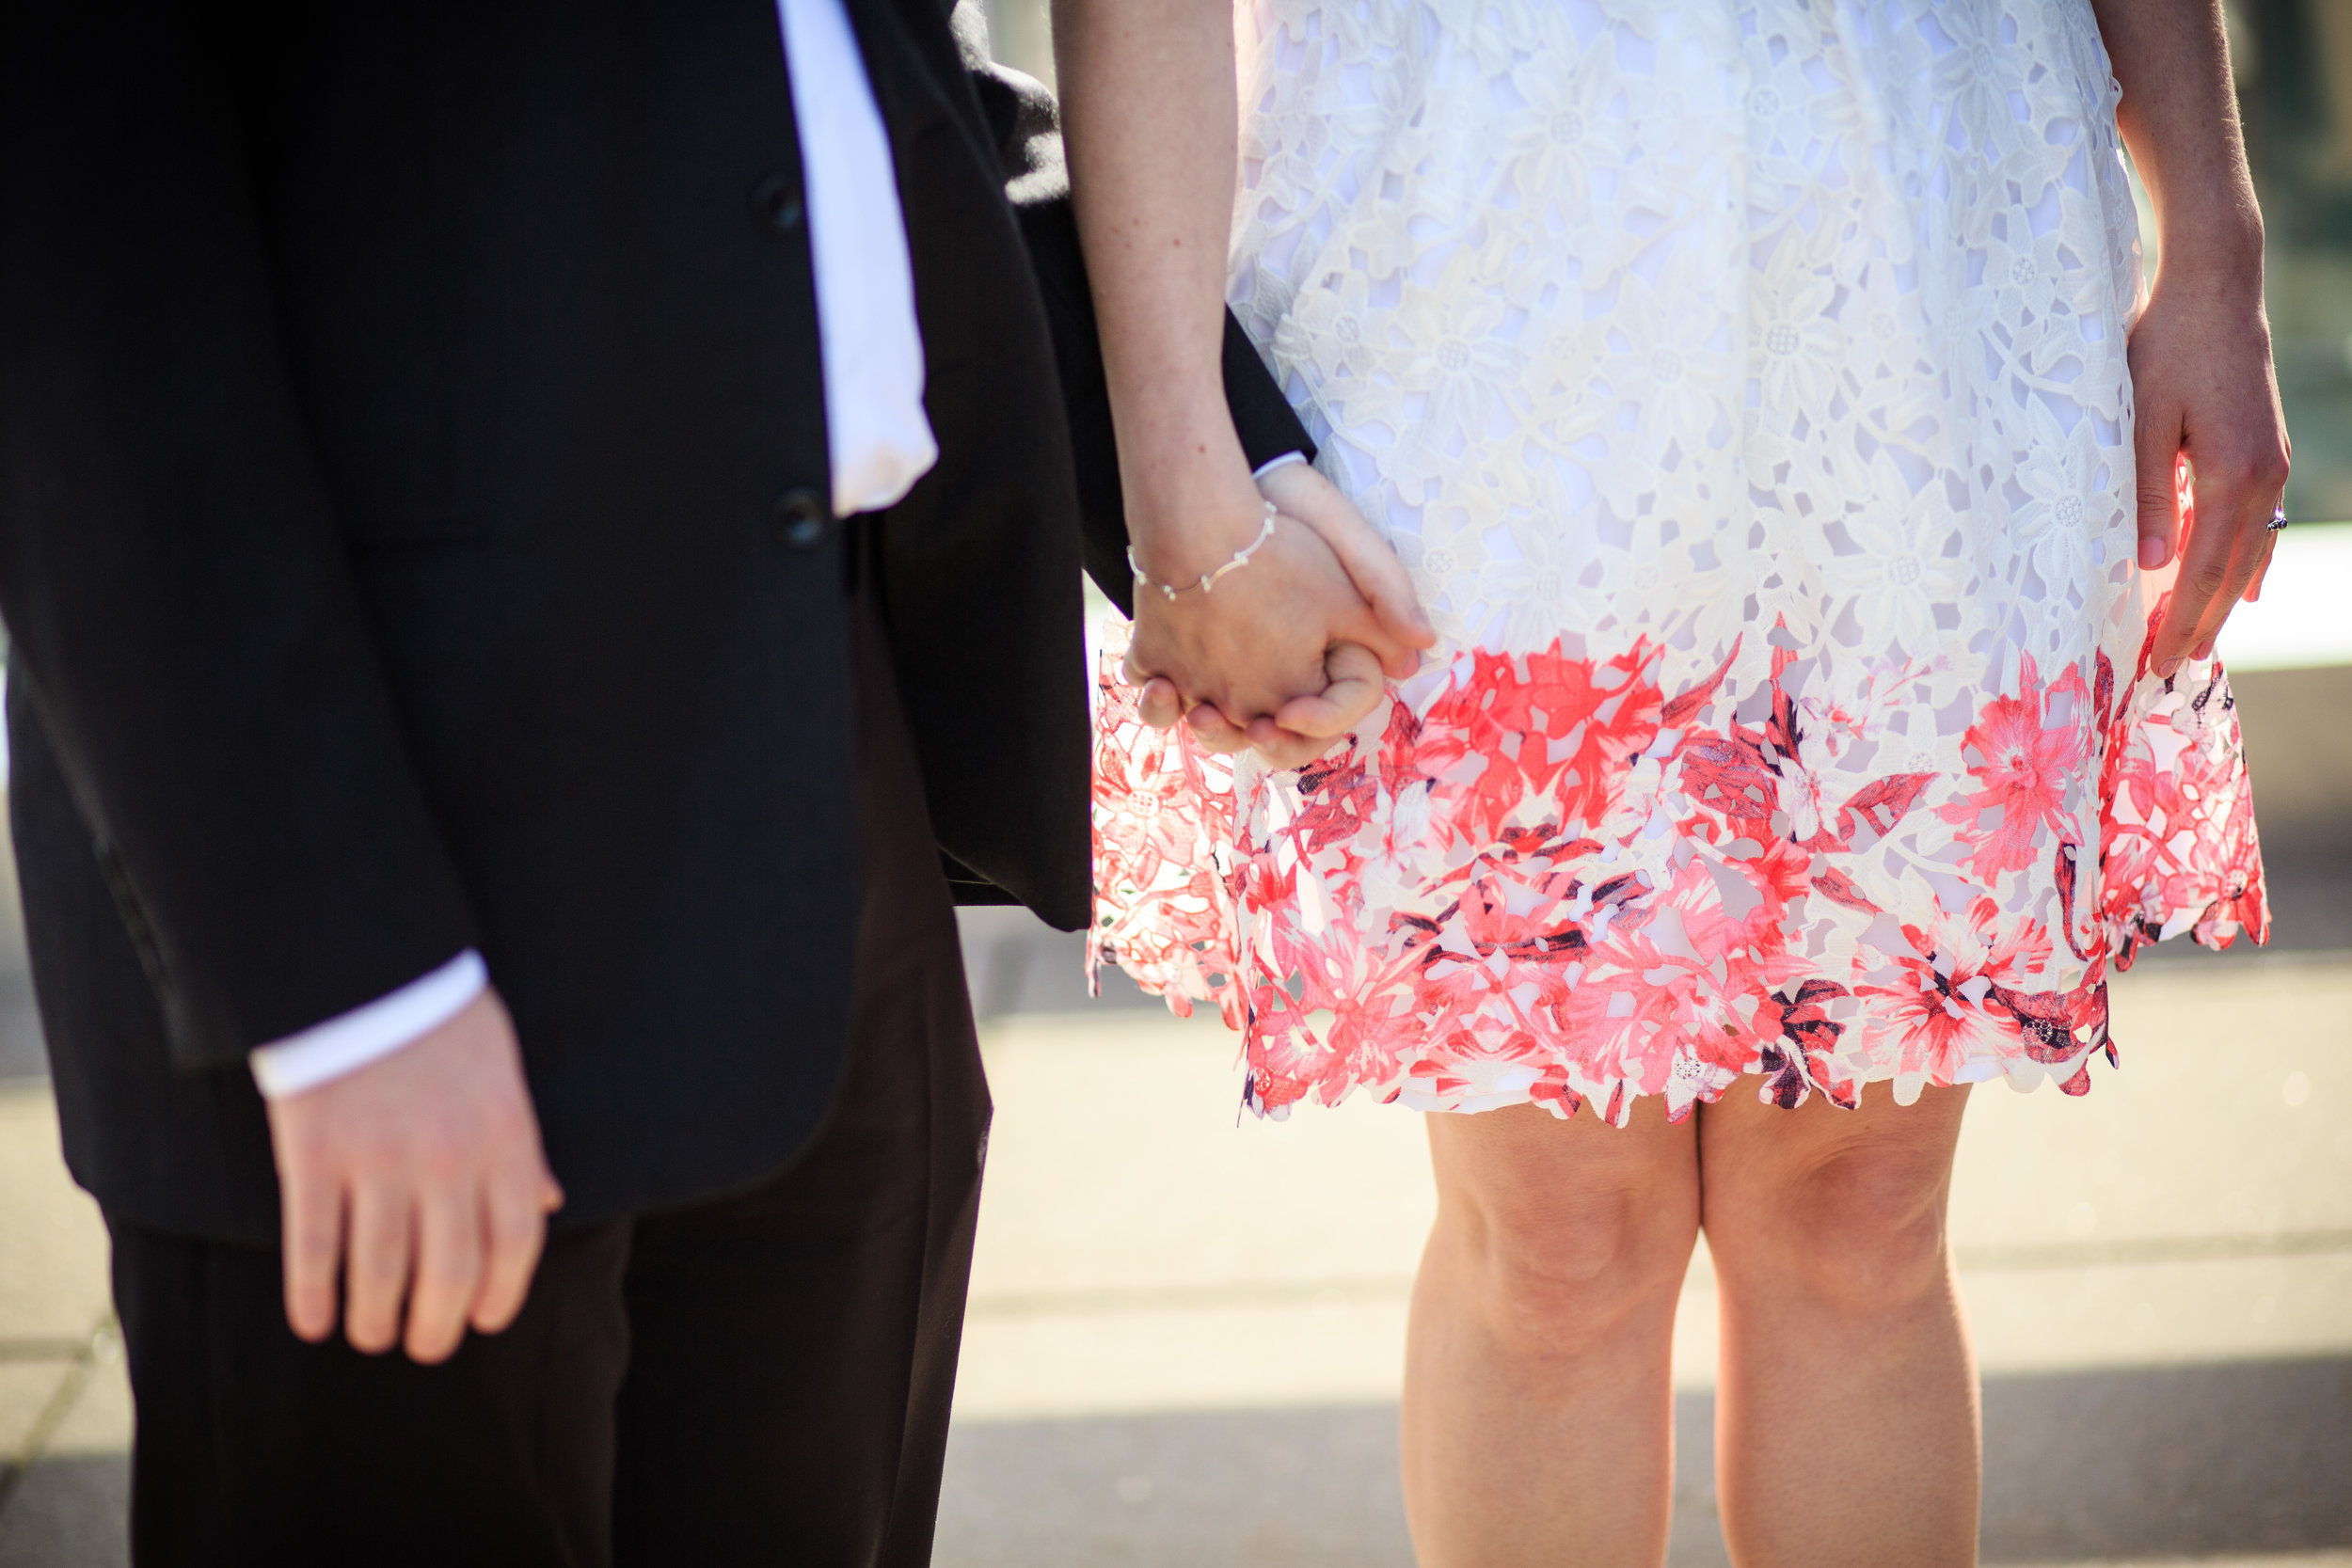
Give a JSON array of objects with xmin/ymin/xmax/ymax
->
[
  {"xmin": 1698, "ymin": 1083, "xmax": 1979, "ymax": 1568},
  {"xmin": 1402, "ymin": 1097, "xmax": 1700, "ymax": 1567}
]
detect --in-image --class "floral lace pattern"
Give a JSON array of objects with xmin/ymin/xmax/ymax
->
[
  {"xmin": 1089, "ymin": 0, "xmax": 2271, "ymax": 1121},
  {"xmin": 1092, "ymin": 597, "xmax": 2265, "ymax": 1120},
  {"xmin": 1229, "ymin": 0, "xmax": 2146, "ymax": 688}
]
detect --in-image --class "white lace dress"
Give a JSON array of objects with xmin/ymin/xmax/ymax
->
[{"xmin": 1091, "ymin": 0, "xmax": 2267, "ymax": 1123}]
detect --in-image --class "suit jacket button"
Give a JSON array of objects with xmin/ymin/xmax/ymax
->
[
  {"xmin": 752, "ymin": 173, "xmax": 803, "ymax": 231},
  {"xmin": 772, "ymin": 487, "xmax": 828, "ymax": 548}
]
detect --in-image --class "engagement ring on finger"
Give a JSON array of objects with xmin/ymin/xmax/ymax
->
[{"xmin": 2268, "ymin": 503, "xmax": 2289, "ymax": 532}]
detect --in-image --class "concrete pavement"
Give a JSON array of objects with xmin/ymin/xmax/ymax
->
[
  {"xmin": 932, "ymin": 956, "xmax": 2352, "ymax": 1566},
  {"xmin": 0, "ymin": 1081, "xmax": 128, "ymax": 1568}
]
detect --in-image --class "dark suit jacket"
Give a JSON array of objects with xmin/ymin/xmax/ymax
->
[{"xmin": 0, "ymin": 0, "xmax": 1308, "ymax": 1243}]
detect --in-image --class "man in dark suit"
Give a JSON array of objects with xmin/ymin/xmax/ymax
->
[{"xmin": 0, "ymin": 1, "xmax": 1395, "ymax": 1561}]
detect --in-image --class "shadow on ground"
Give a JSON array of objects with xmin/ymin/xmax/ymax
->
[
  {"xmin": 0, "ymin": 1458, "xmax": 126, "ymax": 1568},
  {"xmin": 936, "ymin": 1356, "xmax": 2352, "ymax": 1567},
  {"xmin": 8, "ymin": 1354, "xmax": 2347, "ymax": 1567}
]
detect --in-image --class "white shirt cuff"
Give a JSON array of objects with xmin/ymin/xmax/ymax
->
[
  {"xmin": 1251, "ymin": 451, "xmax": 1308, "ymax": 482},
  {"xmin": 248, "ymin": 950, "xmax": 489, "ymax": 1101}
]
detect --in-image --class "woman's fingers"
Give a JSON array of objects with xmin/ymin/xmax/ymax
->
[
  {"xmin": 2155, "ymin": 456, "xmax": 2287, "ymax": 676},
  {"xmin": 1184, "ymin": 703, "xmax": 1251, "ymax": 753},
  {"xmin": 1212, "ymin": 643, "xmax": 1389, "ymax": 771},
  {"xmin": 2191, "ymin": 515, "xmax": 2279, "ymax": 659},
  {"xmin": 1136, "ymin": 675, "xmax": 1185, "ymax": 730},
  {"xmin": 1168, "ymin": 641, "xmax": 1386, "ymax": 769},
  {"xmin": 2245, "ymin": 537, "xmax": 2276, "ymax": 604},
  {"xmin": 2127, "ymin": 281, "xmax": 2291, "ymax": 677},
  {"xmin": 1239, "ymin": 719, "xmax": 1336, "ymax": 770},
  {"xmin": 2134, "ymin": 408, "xmax": 2185, "ymax": 574}
]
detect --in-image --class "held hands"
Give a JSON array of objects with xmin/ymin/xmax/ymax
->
[
  {"xmin": 1128, "ymin": 459, "xmax": 1435, "ymax": 768},
  {"xmin": 2130, "ymin": 268, "xmax": 2293, "ymax": 678},
  {"xmin": 265, "ymin": 987, "xmax": 563, "ymax": 1364}
]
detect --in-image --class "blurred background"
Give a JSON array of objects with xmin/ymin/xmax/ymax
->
[
  {"xmin": 2229, "ymin": 0, "xmax": 2352, "ymax": 526},
  {"xmin": 2, "ymin": 3, "xmax": 2348, "ymax": 1564}
]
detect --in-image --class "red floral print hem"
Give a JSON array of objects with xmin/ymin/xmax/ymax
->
[{"xmin": 1089, "ymin": 600, "xmax": 2267, "ymax": 1126}]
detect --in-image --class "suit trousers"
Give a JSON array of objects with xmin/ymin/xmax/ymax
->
[{"xmin": 103, "ymin": 570, "xmax": 993, "ymax": 1567}]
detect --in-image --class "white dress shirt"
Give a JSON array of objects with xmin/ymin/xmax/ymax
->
[{"xmin": 250, "ymin": 0, "xmax": 937, "ymax": 1098}]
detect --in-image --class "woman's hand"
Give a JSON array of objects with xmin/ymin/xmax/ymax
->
[
  {"xmin": 2090, "ymin": 0, "xmax": 2291, "ymax": 679},
  {"xmin": 1133, "ymin": 460, "xmax": 1434, "ymax": 768},
  {"xmin": 2130, "ymin": 270, "xmax": 2291, "ymax": 678}
]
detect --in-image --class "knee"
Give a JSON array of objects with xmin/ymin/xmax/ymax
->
[
  {"xmin": 1449, "ymin": 1184, "xmax": 1694, "ymax": 1360},
  {"xmin": 1713, "ymin": 1143, "xmax": 1954, "ymax": 1320}
]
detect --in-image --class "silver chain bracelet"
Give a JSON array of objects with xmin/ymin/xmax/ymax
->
[{"xmin": 1128, "ymin": 501, "xmax": 1279, "ymax": 602}]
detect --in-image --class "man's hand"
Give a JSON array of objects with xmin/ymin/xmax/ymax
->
[
  {"xmin": 2130, "ymin": 273, "xmax": 2291, "ymax": 678},
  {"xmin": 1133, "ymin": 460, "xmax": 1434, "ymax": 768},
  {"xmin": 1252, "ymin": 458, "xmax": 1431, "ymax": 677},
  {"xmin": 266, "ymin": 987, "xmax": 563, "ymax": 1364}
]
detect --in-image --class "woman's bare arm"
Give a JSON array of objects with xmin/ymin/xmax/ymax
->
[
  {"xmin": 1053, "ymin": 0, "xmax": 1249, "ymax": 572},
  {"xmin": 2090, "ymin": 0, "xmax": 2291, "ymax": 676},
  {"xmin": 1055, "ymin": 0, "xmax": 1431, "ymax": 757}
]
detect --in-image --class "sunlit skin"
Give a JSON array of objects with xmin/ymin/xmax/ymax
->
[
  {"xmin": 2090, "ymin": 0, "xmax": 2293, "ymax": 675},
  {"xmin": 265, "ymin": 987, "xmax": 561, "ymax": 1363}
]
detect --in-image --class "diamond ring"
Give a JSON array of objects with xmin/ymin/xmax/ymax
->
[{"xmin": 2267, "ymin": 503, "xmax": 2289, "ymax": 532}]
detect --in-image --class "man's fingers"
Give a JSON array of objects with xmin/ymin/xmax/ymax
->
[
  {"xmin": 405, "ymin": 1187, "xmax": 484, "ymax": 1364},
  {"xmin": 342, "ymin": 1181, "xmax": 412, "ymax": 1355},
  {"xmin": 1311, "ymin": 539, "xmax": 1424, "ymax": 678},
  {"xmin": 469, "ymin": 1171, "xmax": 550, "ymax": 1338},
  {"xmin": 1316, "ymin": 523, "xmax": 1432, "ymax": 673},
  {"xmin": 1250, "ymin": 643, "xmax": 1389, "ymax": 768},
  {"xmin": 1258, "ymin": 462, "xmax": 1435, "ymax": 674},
  {"xmin": 1331, "ymin": 604, "xmax": 1419, "ymax": 682},
  {"xmin": 278, "ymin": 1164, "xmax": 344, "ymax": 1344},
  {"xmin": 1270, "ymin": 642, "xmax": 1388, "ymax": 740}
]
